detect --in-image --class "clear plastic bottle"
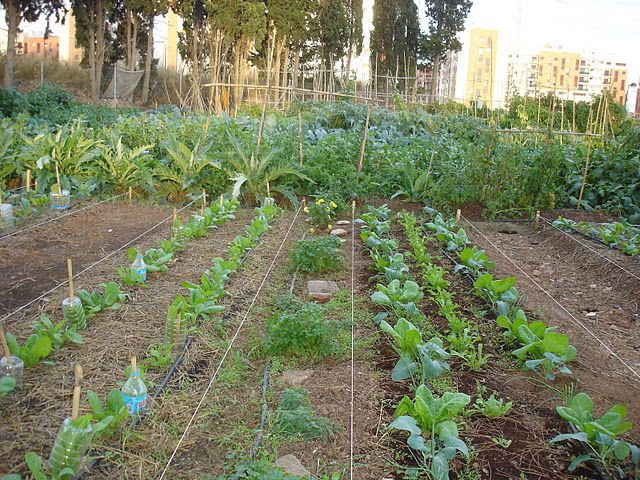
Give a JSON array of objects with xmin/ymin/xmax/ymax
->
[
  {"xmin": 1, "ymin": 355, "xmax": 24, "ymax": 388},
  {"xmin": 62, "ymin": 296, "xmax": 87, "ymax": 330},
  {"xmin": 48, "ymin": 417, "xmax": 93, "ymax": 476},
  {"xmin": 131, "ymin": 253, "xmax": 147, "ymax": 282},
  {"xmin": 121, "ymin": 358, "xmax": 148, "ymax": 415},
  {"xmin": 0, "ymin": 204, "xmax": 15, "ymax": 230}
]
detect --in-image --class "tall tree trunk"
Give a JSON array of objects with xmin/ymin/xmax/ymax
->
[
  {"xmin": 126, "ymin": 10, "xmax": 132, "ymax": 67},
  {"xmin": 191, "ymin": 23, "xmax": 203, "ymax": 110},
  {"xmin": 281, "ymin": 45, "xmax": 289, "ymax": 108},
  {"xmin": 430, "ymin": 54, "xmax": 440, "ymax": 103},
  {"xmin": 272, "ymin": 37, "xmax": 285, "ymax": 107},
  {"xmin": 142, "ymin": 14, "xmax": 154, "ymax": 104},
  {"xmin": 344, "ymin": 44, "xmax": 353, "ymax": 84},
  {"xmin": 95, "ymin": 0, "xmax": 105, "ymax": 102},
  {"xmin": 3, "ymin": 0, "xmax": 19, "ymax": 87},
  {"xmin": 292, "ymin": 46, "xmax": 300, "ymax": 89}
]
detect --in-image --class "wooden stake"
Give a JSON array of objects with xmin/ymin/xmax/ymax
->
[
  {"xmin": 535, "ymin": 210, "xmax": 541, "ymax": 223},
  {"xmin": 0, "ymin": 326, "xmax": 12, "ymax": 365},
  {"xmin": 26, "ymin": 170, "xmax": 31, "ymax": 193},
  {"xmin": 34, "ymin": 178, "xmax": 38, "ymax": 192},
  {"xmin": 577, "ymin": 140, "xmax": 593, "ymax": 209},
  {"xmin": 128, "ymin": 186, "xmax": 133, "ymax": 205},
  {"xmin": 71, "ymin": 364, "xmax": 83, "ymax": 420},
  {"xmin": 201, "ymin": 189, "xmax": 206, "ymax": 214},
  {"xmin": 357, "ymin": 105, "xmax": 371, "ymax": 176},
  {"xmin": 298, "ymin": 111, "xmax": 304, "ymax": 165},
  {"xmin": 67, "ymin": 258, "xmax": 75, "ymax": 300},
  {"xmin": 55, "ymin": 162, "xmax": 62, "ymax": 194},
  {"xmin": 173, "ymin": 208, "xmax": 177, "ymax": 222},
  {"xmin": 220, "ymin": 194, "xmax": 224, "ymax": 205},
  {"xmin": 455, "ymin": 209, "xmax": 461, "ymax": 223},
  {"xmin": 130, "ymin": 356, "xmax": 137, "ymax": 375},
  {"xmin": 257, "ymin": 23, "xmax": 277, "ymax": 151},
  {"xmin": 266, "ymin": 181, "xmax": 271, "ymax": 198}
]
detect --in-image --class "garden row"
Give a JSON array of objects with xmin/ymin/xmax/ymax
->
[
  {"xmin": 1, "ymin": 195, "xmax": 281, "ymax": 479},
  {"xmin": 358, "ymin": 204, "xmax": 638, "ymax": 479}
]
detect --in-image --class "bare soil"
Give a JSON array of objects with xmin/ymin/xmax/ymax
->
[{"xmin": 0, "ymin": 201, "xmax": 174, "ymax": 318}]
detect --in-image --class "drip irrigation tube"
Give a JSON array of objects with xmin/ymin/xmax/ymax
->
[{"xmin": 249, "ymin": 360, "xmax": 272, "ymax": 459}]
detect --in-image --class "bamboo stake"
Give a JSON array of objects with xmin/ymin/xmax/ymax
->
[
  {"xmin": 67, "ymin": 258, "xmax": 75, "ymax": 300},
  {"xmin": 357, "ymin": 105, "xmax": 371, "ymax": 176},
  {"xmin": 130, "ymin": 356, "xmax": 137, "ymax": 375},
  {"xmin": 455, "ymin": 209, "xmax": 461, "ymax": 223},
  {"xmin": 266, "ymin": 181, "xmax": 271, "ymax": 198},
  {"xmin": 201, "ymin": 189, "xmax": 206, "ymax": 214},
  {"xmin": 298, "ymin": 111, "xmax": 304, "ymax": 165},
  {"xmin": 173, "ymin": 208, "xmax": 177, "ymax": 223},
  {"xmin": 71, "ymin": 364, "xmax": 83, "ymax": 420},
  {"xmin": 55, "ymin": 162, "xmax": 62, "ymax": 194},
  {"xmin": 535, "ymin": 210, "xmax": 541, "ymax": 223},
  {"xmin": 26, "ymin": 170, "xmax": 31, "ymax": 193},
  {"xmin": 128, "ymin": 186, "xmax": 133, "ymax": 205},
  {"xmin": 0, "ymin": 326, "xmax": 12, "ymax": 365},
  {"xmin": 220, "ymin": 194, "xmax": 224, "ymax": 205}
]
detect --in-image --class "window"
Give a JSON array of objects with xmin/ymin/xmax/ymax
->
[
  {"xmin": 604, "ymin": 70, "xmax": 610, "ymax": 77},
  {"xmin": 560, "ymin": 75, "xmax": 564, "ymax": 85},
  {"xmin": 561, "ymin": 58, "xmax": 566, "ymax": 69},
  {"xmin": 36, "ymin": 43, "xmax": 40, "ymax": 53},
  {"xmin": 621, "ymin": 80, "xmax": 625, "ymax": 90},
  {"xmin": 576, "ymin": 60, "xmax": 580, "ymax": 69},
  {"xmin": 614, "ymin": 71, "xmax": 618, "ymax": 82},
  {"xmin": 574, "ymin": 77, "xmax": 578, "ymax": 88}
]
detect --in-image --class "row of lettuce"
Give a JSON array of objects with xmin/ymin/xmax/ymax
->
[
  {"xmin": 360, "ymin": 204, "xmax": 638, "ymax": 479},
  {"xmin": 553, "ymin": 216, "xmax": 640, "ymax": 257},
  {"xmin": 1, "ymin": 197, "xmax": 280, "ymax": 479}
]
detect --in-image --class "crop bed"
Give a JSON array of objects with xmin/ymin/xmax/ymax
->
[{"xmin": 2, "ymin": 200, "xmax": 639, "ymax": 480}]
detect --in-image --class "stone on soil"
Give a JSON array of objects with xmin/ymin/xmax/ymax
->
[
  {"xmin": 337, "ymin": 220, "xmax": 350, "ymax": 225},
  {"xmin": 275, "ymin": 455, "xmax": 312, "ymax": 477},
  {"xmin": 281, "ymin": 369, "xmax": 313, "ymax": 386},
  {"xmin": 330, "ymin": 228, "xmax": 348, "ymax": 237},
  {"xmin": 307, "ymin": 280, "xmax": 340, "ymax": 303}
]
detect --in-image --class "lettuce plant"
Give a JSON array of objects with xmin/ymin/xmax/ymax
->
[
  {"xmin": 390, "ymin": 385, "xmax": 471, "ymax": 480},
  {"xmin": 371, "ymin": 279, "xmax": 423, "ymax": 318}
]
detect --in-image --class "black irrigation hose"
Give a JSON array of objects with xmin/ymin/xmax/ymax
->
[
  {"xmin": 77, "ymin": 228, "xmax": 268, "ymax": 478},
  {"xmin": 430, "ymin": 230, "xmax": 609, "ymax": 480},
  {"xmin": 249, "ymin": 360, "xmax": 272, "ymax": 459}
]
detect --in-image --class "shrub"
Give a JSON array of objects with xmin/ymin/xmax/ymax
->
[
  {"xmin": 0, "ymin": 87, "xmax": 27, "ymax": 117},
  {"xmin": 289, "ymin": 235, "xmax": 343, "ymax": 273},
  {"xmin": 264, "ymin": 302, "xmax": 336, "ymax": 360},
  {"xmin": 26, "ymin": 83, "xmax": 75, "ymax": 115},
  {"xmin": 274, "ymin": 388, "xmax": 338, "ymax": 441}
]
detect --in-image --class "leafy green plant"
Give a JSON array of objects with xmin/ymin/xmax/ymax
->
[
  {"xmin": 127, "ymin": 247, "xmax": 173, "ymax": 273},
  {"xmin": 275, "ymin": 388, "xmax": 339, "ymax": 441},
  {"xmin": 290, "ymin": 235, "xmax": 343, "ymax": 273},
  {"xmin": 264, "ymin": 303, "xmax": 336, "ymax": 360},
  {"xmin": 371, "ymin": 279, "xmax": 423, "ymax": 318},
  {"xmin": 143, "ymin": 342, "xmax": 175, "ymax": 369},
  {"xmin": 370, "ymin": 252, "xmax": 410, "ymax": 281},
  {"xmin": 455, "ymin": 246, "xmax": 494, "ymax": 276},
  {"xmin": 0, "ymin": 375, "xmax": 17, "ymax": 398},
  {"xmin": 6, "ymin": 332, "xmax": 52, "ymax": 368},
  {"xmin": 425, "ymin": 214, "xmax": 470, "ymax": 251},
  {"xmin": 304, "ymin": 197, "xmax": 338, "ymax": 228},
  {"xmin": 86, "ymin": 388, "xmax": 127, "ymax": 438},
  {"xmin": 77, "ymin": 282, "xmax": 128, "ymax": 317},
  {"xmin": 215, "ymin": 454, "xmax": 301, "ymax": 480},
  {"xmin": 552, "ymin": 392, "xmax": 639, "ymax": 476},
  {"xmin": 31, "ymin": 315, "xmax": 83, "ymax": 350},
  {"xmin": 390, "ymin": 385, "xmax": 471, "ymax": 480},
  {"xmin": 470, "ymin": 390, "xmax": 512, "ymax": 418},
  {"xmin": 473, "ymin": 273, "xmax": 518, "ymax": 305}
]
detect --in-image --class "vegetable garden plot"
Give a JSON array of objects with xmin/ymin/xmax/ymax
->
[
  {"xmin": 0, "ymin": 207, "xmax": 255, "ymax": 476},
  {"xmin": 91, "ymin": 209, "xmax": 295, "ymax": 478},
  {"xmin": 0, "ymin": 202, "xmax": 174, "ymax": 317},
  {"xmin": 464, "ymin": 221, "xmax": 640, "ymax": 443}
]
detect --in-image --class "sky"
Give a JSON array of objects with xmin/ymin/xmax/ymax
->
[{"xmin": 461, "ymin": 0, "xmax": 640, "ymax": 81}]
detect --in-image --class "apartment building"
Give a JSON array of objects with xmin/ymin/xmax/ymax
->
[{"xmin": 464, "ymin": 28, "xmax": 499, "ymax": 108}]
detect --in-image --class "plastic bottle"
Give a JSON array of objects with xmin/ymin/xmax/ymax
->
[
  {"xmin": 131, "ymin": 253, "xmax": 147, "ymax": 282},
  {"xmin": 48, "ymin": 417, "xmax": 93, "ymax": 476},
  {"xmin": 62, "ymin": 296, "xmax": 87, "ymax": 330},
  {"xmin": 50, "ymin": 189, "xmax": 71, "ymax": 210},
  {"xmin": 0, "ymin": 204, "xmax": 15, "ymax": 230},
  {"xmin": 0, "ymin": 355, "xmax": 24, "ymax": 388},
  {"xmin": 121, "ymin": 357, "xmax": 148, "ymax": 415}
]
